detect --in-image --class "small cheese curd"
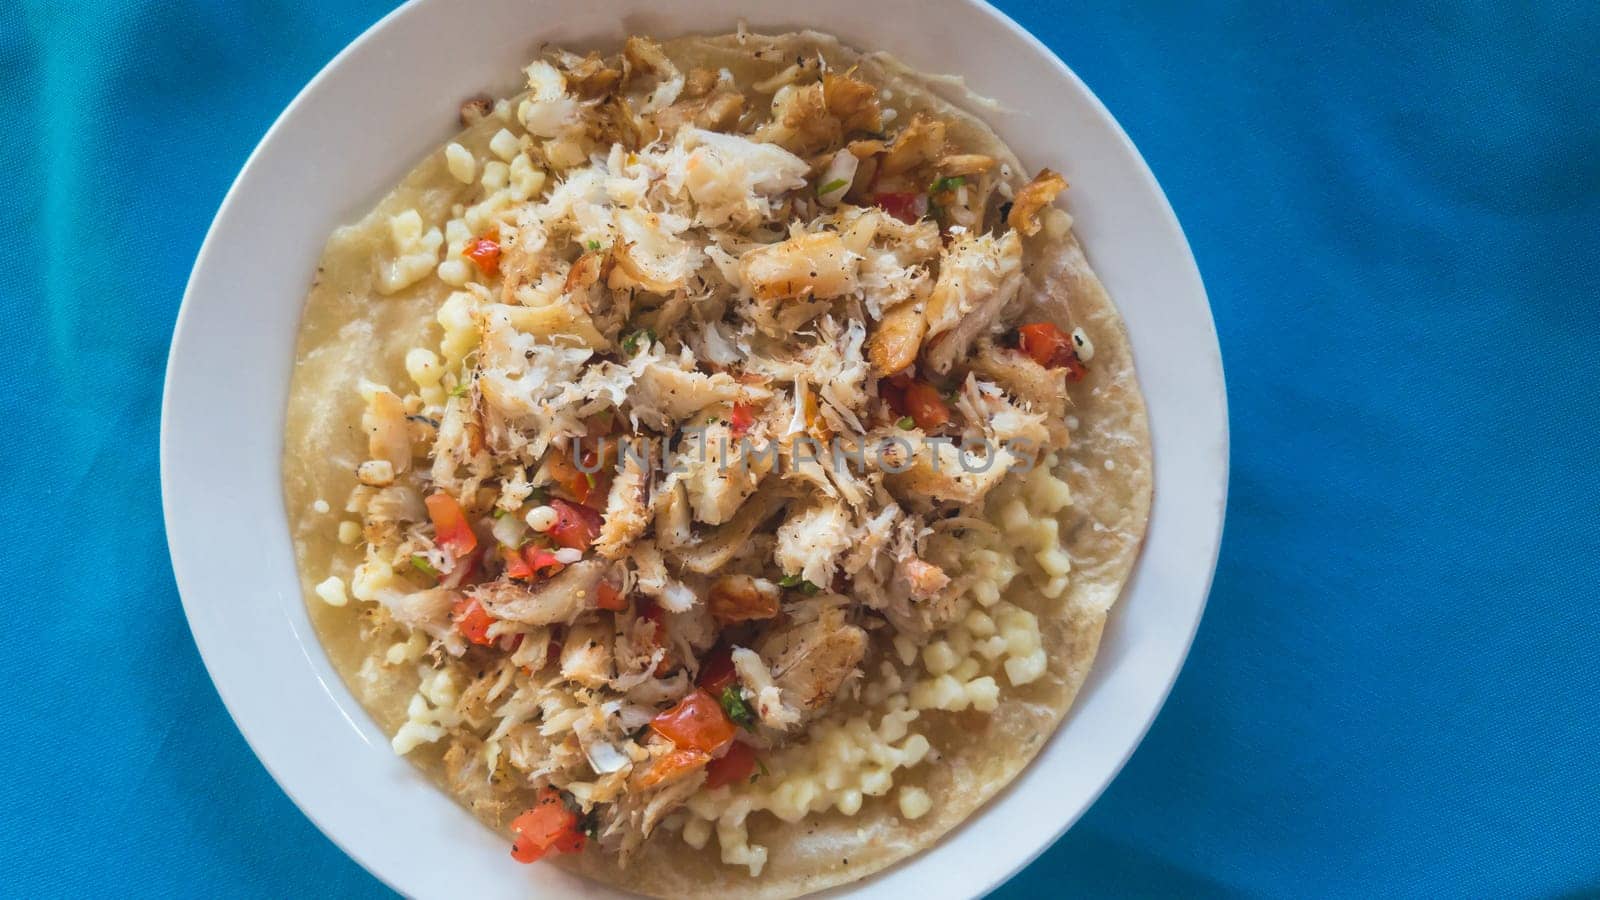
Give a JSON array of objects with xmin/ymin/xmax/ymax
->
[
  {"xmin": 356, "ymin": 459, "xmax": 396, "ymax": 487},
  {"xmin": 525, "ymin": 505, "xmax": 558, "ymax": 532},
  {"xmin": 444, "ymin": 142, "xmax": 476, "ymax": 184},
  {"xmin": 391, "ymin": 667, "xmax": 461, "ymax": 755},
  {"xmin": 508, "ymin": 153, "xmax": 547, "ymax": 201},
  {"xmin": 481, "ymin": 159, "xmax": 510, "ymax": 191},
  {"xmin": 1043, "ymin": 206, "xmax": 1074, "ymax": 240},
  {"xmin": 314, "ymin": 576, "xmax": 348, "ymax": 607},
  {"xmin": 898, "ymin": 786, "xmax": 932, "ymax": 820},
  {"xmin": 1071, "ymin": 325, "xmax": 1095, "ymax": 361},
  {"xmin": 405, "ymin": 348, "xmax": 444, "ymax": 394},
  {"xmin": 337, "ymin": 520, "xmax": 362, "ymax": 545},
  {"xmin": 436, "ymin": 258, "xmax": 471, "ymax": 287},
  {"xmin": 488, "ymin": 128, "xmax": 521, "ymax": 162},
  {"xmin": 376, "ymin": 210, "xmax": 444, "ymax": 294}
]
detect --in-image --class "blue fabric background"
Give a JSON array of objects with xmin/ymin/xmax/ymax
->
[{"xmin": 4, "ymin": 1, "xmax": 1596, "ymax": 896}]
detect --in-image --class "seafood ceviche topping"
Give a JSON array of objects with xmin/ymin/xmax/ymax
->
[{"xmin": 315, "ymin": 33, "xmax": 1100, "ymax": 875}]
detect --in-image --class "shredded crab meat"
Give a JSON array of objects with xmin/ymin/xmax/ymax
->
[{"xmin": 321, "ymin": 30, "xmax": 1099, "ymax": 877}]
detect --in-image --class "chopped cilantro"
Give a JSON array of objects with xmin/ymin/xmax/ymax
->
[
  {"xmin": 777, "ymin": 574, "xmax": 821, "ymax": 595},
  {"xmin": 816, "ymin": 177, "xmax": 849, "ymax": 197},
  {"xmin": 929, "ymin": 175, "xmax": 966, "ymax": 194},
  {"xmin": 491, "ymin": 507, "xmax": 509, "ymax": 518},
  {"xmin": 620, "ymin": 329, "xmax": 656, "ymax": 355},
  {"xmin": 719, "ymin": 684, "xmax": 756, "ymax": 730},
  {"xmin": 409, "ymin": 555, "xmax": 438, "ymax": 577},
  {"xmin": 449, "ymin": 381, "xmax": 470, "ymax": 398},
  {"xmin": 897, "ymin": 416, "xmax": 916, "ymax": 430},
  {"xmin": 586, "ymin": 239, "xmax": 603, "ymax": 251}
]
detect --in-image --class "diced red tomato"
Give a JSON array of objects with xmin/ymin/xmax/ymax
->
[
  {"xmin": 523, "ymin": 545, "xmax": 566, "ymax": 577},
  {"xmin": 650, "ymin": 689, "xmax": 737, "ymax": 754},
  {"xmin": 729, "ymin": 403, "xmax": 757, "ymax": 437},
  {"xmin": 704, "ymin": 741, "xmax": 758, "ymax": 789},
  {"xmin": 873, "ymin": 191, "xmax": 925, "ymax": 224},
  {"xmin": 425, "ymin": 492, "xmax": 479, "ymax": 559},
  {"xmin": 545, "ymin": 415, "xmax": 619, "ymax": 504},
  {"xmin": 696, "ymin": 644, "xmax": 738, "ymax": 696},
  {"xmin": 1016, "ymin": 322, "xmax": 1071, "ymax": 365},
  {"xmin": 878, "ymin": 373, "xmax": 910, "ymax": 416},
  {"xmin": 639, "ymin": 598, "xmax": 663, "ymax": 626},
  {"xmin": 583, "ymin": 414, "xmax": 620, "ymax": 484},
  {"xmin": 544, "ymin": 446, "xmax": 597, "ymax": 505},
  {"xmin": 451, "ymin": 596, "xmax": 496, "ymax": 647},
  {"xmin": 579, "ymin": 447, "xmax": 615, "ymax": 502},
  {"xmin": 502, "ymin": 546, "xmax": 534, "ymax": 580},
  {"xmin": 463, "ymin": 228, "xmax": 501, "ymax": 276},
  {"xmin": 509, "ymin": 788, "xmax": 584, "ymax": 864},
  {"xmin": 549, "ymin": 824, "xmax": 586, "ymax": 855},
  {"xmin": 547, "ymin": 499, "xmax": 603, "ymax": 551},
  {"xmin": 1016, "ymin": 322, "xmax": 1087, "ymax": 380},
  {"xmin": 901, "ymin": 381, "xmax": 951, "ymax": 431},
  {"xmin": 595, "ymin": 580, "xmax": 628, "ymax": 611}
]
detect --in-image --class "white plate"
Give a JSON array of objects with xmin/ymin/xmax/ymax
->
[{"xmin": 161, "ymin": 1, "xmax": 1226, "ymax": 896}]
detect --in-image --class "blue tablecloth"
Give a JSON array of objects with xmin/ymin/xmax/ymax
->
[{"xmin": 5, "ymin": 1, "xmax": 1597, "ymax": 896}]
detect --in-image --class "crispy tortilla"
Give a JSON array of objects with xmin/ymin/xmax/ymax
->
[{"xmin": 283, "ymin": 29, "xmax": 1150, "ymax": 899}]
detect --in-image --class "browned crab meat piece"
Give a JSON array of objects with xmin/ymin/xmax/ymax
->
[
  {"xmin": 867, "ymin": 297, "xmax": 927, "ymax": 377},
  {"xmin": 821, "ymin": 72, "xmax": 883, "ymax": 134},
  {"xmin": 684, "ymin": 67, "xmax": 719, "ymax": 98},
  {"xmin": 622, "ymin": 35, "xmax": 673, "ymax": 82},
  {"xmin": 1007, "ymin": 168, "xmax": 1069, "ymax": 236},
  {"xmin": 921, "ymin": 230, "xmax": 1025, "ymax": 375},
  {"xmin": 650, "ymin": 89, "xmax": 747, "ymax": 135},
  {"xmin": 708, "ymin": 574, "xmax": 781, "ymax": 625},
  {"xmin": 561, "ymin": 51, "xmax": 622, "ymax": 98},
  {"xmin": 599, "ymin": 740, "xmax": 709, "ymax": 859},
  {"xmin": 936, "ymin": 153, "xmax": 997, "ymax": 178},
  {"xmin": 755, "ymin": 607, "xmax": 869, "ymax": 718},
  {"xmin": 879, "ymin": 112, "xmax": 947, "ymax": 178},
  {"xmin": 468, "ymin": 559, "xmax": 605, "ymax": 626},
  {"xmin": 754, "ymin": 82, "xmax": 842, "ymax": 156}
]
